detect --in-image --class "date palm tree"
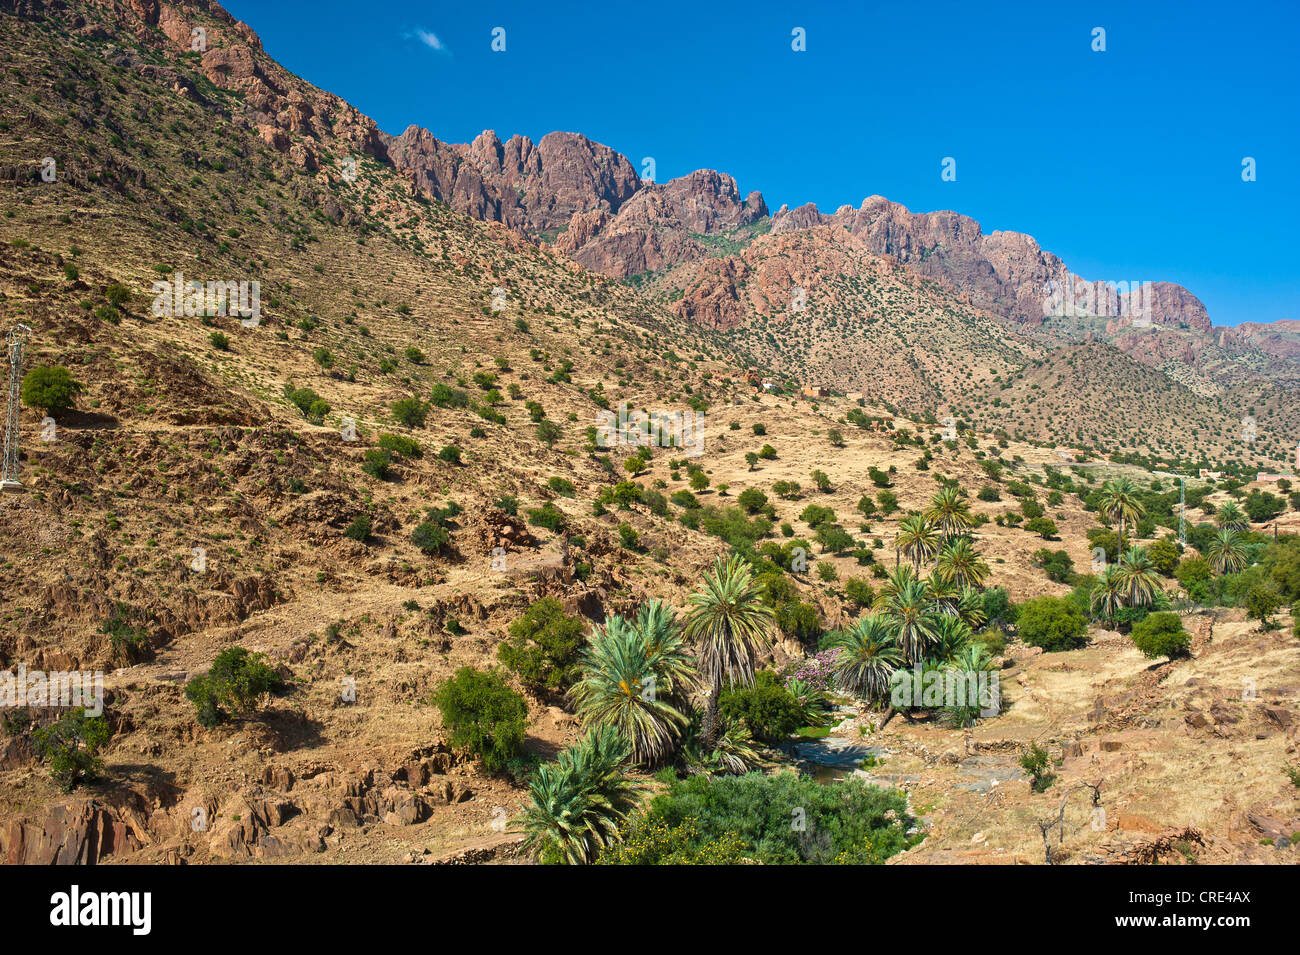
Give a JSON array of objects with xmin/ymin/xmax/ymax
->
[
  {"xmin": 879, "ymin": 574, "xmax": 939, "ymax": 666},
  {"xmin": 1115, "ymin": 546, "xmax": 1162, "ymax": 607},
  {"xmin": 519, "ymin": 726, "xmax": 641, "ymax": 865},
  {"xmin": 1215, "ymin": 501, "xmax": 1248, "ymax": 531},
  {"xmin": 895, "ymin": 515, "xmax": 940, "ymax": 570},
  {"xmin": 831, "ymin": 614, "xmax": 903, "ymax": 703},
  {"xmin": 956, "ymin": 587, "xmax": 988, "ymax": 632},
  {"xmin": 935, "ymin": 537, "xmax": 990, "ymax": 590},
  {"xmin": 930, "ymin": 613, "xmax": 974, "ymax": 662},
  {"xmin": 569, "ymin": 614, "xmax": 690, "ymax": 765},
  {"xmin": 925, "ymin": 486, "xmax": 976, "ymax": 542},
  {"xmin": 1090, "ymin": 565, "xmax": 1126, "ymax": 626},
  {"xmin": 1207, "ymin": 528, "xmax": 1249, "ymax": 575},
  {"xmin": 1099, "ymin": 477, "xmax": 1145, "ymax": 547},
  {"xmin": 634, "ymin": 599, "xmax": 696, "ymax": 704},
  {"xmin": 683, "ymin": 554, "xmax": 774, "ymax": 751},
  {"xmin": 925, "ymin": 571, "xmax": 961, "ymax": 617}
]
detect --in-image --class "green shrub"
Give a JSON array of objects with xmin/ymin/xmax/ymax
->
[
  {"xmin": 526, "ymin": 502, "xmax": 566, "ymax": 532},
  {"xmin": 21, "ymin": 365, "xmax": 84, "ymax": 415},
  {"xmin": 844, "ymin": 577, "xmax": 874, "ymax": 606},
  {"xmin": 718, "ymin": 671, "xmax": 803, "ymax": 742},
  {"xmin": 618, "ymin": 522, "xmax": 640, "ymax": 549},
  {"xmin": 438, "ymin": 444, "xmax": 463, "ymax": 464},
  {"xmin": 362, "ymin": 448, "xmax": 392, "ymax": 480},
  {"xmin": 432, "ymin": 667, "xmax": 528, "ymax": 773},
  {"xmin": 430, "ymin": 383, "xmax": 470, "ymax": 409},
  {"xmin": 344, "ymin": 513, "xmax": 372, "ymax": 542},
  {"xmin": 1033, "ymin": 548, "xmax": 1075, "ymax": 584},
  {"xmin": 411, "ymin": 520, "xmax": 452, "ymax": 555},
  {"xmin": 33, "ymin": 708, "xmax": 111, "ymax": 792},
  {"xmin": 626, "ymin": 771, "xmax": 914, "ymax": 864},
  {"xmin": 392, "ymin": 397, "xmax": 429, "ymax": 428},
  {"xmin": 1245, "ymin": 586, "xmax": 1284, "ymax": 629},
  {"xmin": 1148, "ymin": 538, "xmax": 1181, "ymax": 576},
  {"xmin": 377, "ymin": 433, "xmax": 422, "ymax": 459},
  {"xmin": 184, "ymin": 648, "xmax": 283, "ymax": 728},
  {"xmin": 775, "ymin": 600, "xmax": 821, "ymax": 644},
  {"xmin": 1129, "ymin": 611, "xmax": 1191, "ymax": 660},
  {"xmin": 1016, "ymin": 595, "xmax": 1088, "ymax": 652},
  {"xmin": 1019, "ymin": 742, "xmax": 1055, "ymax": 792},
  {"xmin": 1024, "ymin": 517, "xmax": 1058, "ymax": 539},
  {"xmin": 497, "ymin": 597, "xmax": 586, "ymax": 695}
]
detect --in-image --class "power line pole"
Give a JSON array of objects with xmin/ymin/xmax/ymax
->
[{"xmin": 1, "ymin": 324, "xmax": 33, "ymax": 493}]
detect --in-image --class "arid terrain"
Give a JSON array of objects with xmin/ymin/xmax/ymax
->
[{"xmin": 0, "ymin": 0, "xmax": 1296, "ymax": 867}]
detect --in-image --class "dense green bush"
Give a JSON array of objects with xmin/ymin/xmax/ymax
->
[
  {"xmin": 392, "ymin": 397, "xmax": 429, "ymax": 427},
  {"xmin": 626, "ymin": 771, "xmax": 915, "ymax": 864},
  {"xmin": 1016, "ymin": 595, "xmax": 1088, "ymax": 651},
  {"xmin": 497, "ymin": 597, "xmax": 586, "ymax": 695},
  {"xmin": 526, "ymin": 502, "xmax": 566, "ymax": 532},
  {"xmin": 184, "ymin": 647, "xmax": 283, "ymax": 728},
  {"xmin": 344, "ymin": 512, "xmax": 372, "ymax": 541},
  {"xmin": 719, "ymin": 671, "xmax": 804, "ymax": 742},
  {"xmin": 362, "ymin": 448, "xmax": 392, "ymax": 480},
  {"xmin": 774, "ymin": 599, "xmax": 821, "ymax": 644},
  {"xmin": 1129, "ymin": 611, "xmax": 1191, "ymax": 660},
  {"xmin": 33, "ymin": 708, "xmax": 111, "ymax": 792},
  {"xmin": 430, "ymin": 383, "xmax": 470, "ymax": 409},
  {"xmin": 20, "ymin": 365, "xmax": 84, "ymax": 415},
  {"xmin": 1033, "ymin": 548, "xmax": 1074, "ymax": 583},
  {"xmin": 432, "ymin": 667, "xmax": 528, "ymax": 773},
  {"xmin": 377, "ymin": 433, "xmax": 422, "ymax": 459}
]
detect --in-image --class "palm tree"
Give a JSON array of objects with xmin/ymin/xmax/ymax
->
[
  {"xmin": 1207, "ymin": 528, "xmax": 1249, "ymax": 574},
  {"xmin": 895, "ymin": 515, "xmax": 940, "ymax": 569},
  {"xmin": 683, "ymin": 554, "xmax": 774, "ymax": 751},
  {"xmin": 832, "ymin": 614, "xmax": 902, "ymax": 703},
  {"xmin": 519, "ymin": 726, "xmax": 641, "ymax": 864},
  {"xmin": 634, "ymin": 599, "xmax": 696, "ymax": 703},
  {"xmin": 956, "ymin": 587, "xmax": 988, "ymax": 632},
  {"xmin": 879, "ymin": 574, "xmax": 939, "ymax": 666},
  {"xmin": 935, "ymin": 537, "xmax": 990, "ymax": 590},
  {"xmin": 1090, "ymin": 565, "xmax": 1126, "ymax": 626},
  {"xmin": 1115, "ymin": 546, "xmax": 1162, "ymax": 608},
  {"xmin": 942, "ymin": 644, "xmax": 999, "ymax": 728},
  {"xmin": 930, "ymin": 613, "xmax": 973, "ymax": 662},
  {"xmin": 925, "ymin": 486, "xmax": 976, "ymax": 542},
  {"xmin": 569, "ymin": 615, "xmax": 690, "ymax": 765},
  {"xmin": 925, "ymin": 571, "xmax": 961, "ymax": 617},
  {"xmin": 1215, "ymin": 501, "xmax": 1248, "ymax": 531},
  {"xmin": 1099, "ymin": 477, "xmax": 1145, "ymax": 547},
  {"xmin": 875, "ymin": 564, "xmax": 919, "ymax": 605}
]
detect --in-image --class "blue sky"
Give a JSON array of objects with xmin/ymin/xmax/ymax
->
[{"xmin": 224, "ymin": 0, "xmax": 1298, "ymax": 326}]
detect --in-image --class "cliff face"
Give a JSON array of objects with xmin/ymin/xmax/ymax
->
[{"xmin": 382, "ymin": 127, "xmax": 641, "ymax": 235}]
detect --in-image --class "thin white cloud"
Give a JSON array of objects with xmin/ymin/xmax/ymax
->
[{"xmin": 408, "ymin": 28, "xmax": 446, "ymax": 52}]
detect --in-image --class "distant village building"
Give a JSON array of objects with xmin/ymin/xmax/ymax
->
[
  {"xmin": 802, "ymin": 386, "xmax": 829, "ymax": 399},
  {"xmin": 1255, "ymin": 473, "xmax": 1292, "ymax": 484},
  {"xmin": 1198, "ymin": 469, "xmax": 1224, "ymax": 480}
]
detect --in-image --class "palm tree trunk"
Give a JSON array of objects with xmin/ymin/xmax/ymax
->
[{"xmin": 702, "ymin": 673, "xmax": 721, "ymax": 752}]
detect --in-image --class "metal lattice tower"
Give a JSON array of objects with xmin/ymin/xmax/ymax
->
[
  {"xmin": 1178, "ymin": 476, "xmax": 1186, "ymax": 548},
  {"xmin": 1, "ymin": 324, "xmax": 32, "ymax": 492}
]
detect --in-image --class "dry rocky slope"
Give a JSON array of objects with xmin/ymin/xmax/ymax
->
[{"xmin": 0, "ymin": 0, "xmax": 1295, "ymax": 865}]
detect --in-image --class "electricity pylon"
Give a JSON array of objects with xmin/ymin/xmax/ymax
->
[
  {"xmin": 1, "ymin": 324, "xmax": 33, "ymax": 492},
  {"xmin": 1178, "ymin": 475, "xmax": 1186, "ymax": 548}
]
